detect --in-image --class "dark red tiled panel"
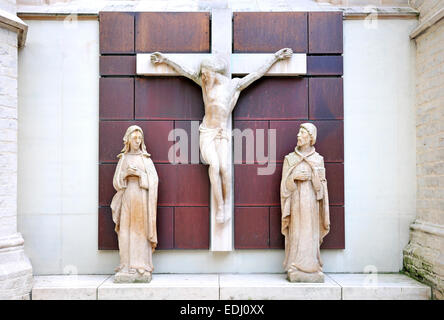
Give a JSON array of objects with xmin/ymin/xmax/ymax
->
[
  {"xmin": 99, "ymin": 163, "xmax": 117, "ymax": 207},
  {"xmin": 98, "ymin": 207, "xmax": 118, "ymax": 250},
  {"xmin": 176, "ymin": 165, "xmax": 210, "ymax": 206},
  {"xmin": 269, "ymin": 120, "xmax": 302, "ymax": 163},
  {"xmin": 135, "ymin": 77, "xmax": 204, "ymax": 120},
  {"xmin": 234, "ymin": 163, "xmax": 343, "ymax": 208},
  {"xmin": 269, "ymin": 206, "xmax": 284, "ymax": 249},
  {"xmin": 155, "ymin": 164, "xmax": 177, "ymax": 206},
  {"xmin": 156, "ymin": 207, "xmax": 174, "ymax": 249},
  {"xmin": 234, "ymin": 78, "xmax": 308, "ymax": 120},
  {"xmin": 99, "ymin": 12, "xmax": 134, "ymax": 54},
  {"xmin": 100, "ymin": 56, "xmax": 136, "ymax": 76},
  {"xmin": 233, "ymin": 121, "xmax": 269, "ymax": 164},
  {"xmin": 234, "ymin": 207, "xmax": 269, "ymax": 249},
  {"xmin": 174, "ymin": 207, "xmax": 209, "ymax": 249},
  {"xmin": 308, "ymin": 12, "xmax": 343, "ymax": 54},
  {"xmin": 99, "ymin": 78, "xmax": 134, "ymax": 120},
  {"xmin": 270, "ymin": 120, "xmax": 344, "ymax": 163},
  {"xmin": 321, "ymin": 206, "xmax": 345, "ymax": 249},
  {"xmin": 325, "ymin": 163, "xmax": 344, "ymax": 206},
  {"xmin": 155, "ymin": 164, "xmax": 209, "ymax": 206},
  {"xmin": 315, "ymin": 121, "xmax": 344, "ymax": 162},
  {"xmin": 174, "ymin": 121, "xmax": 202, "ymax": 164},
  {"xmin": 135, "ymin": 12, "xmax": 210, "ymax": 53},
  {"xmin": 99, "ymin": 121, "xmax": 174, "ymax": 164},
  {"xmin": 307, "ymin": 56, "xmax": 343, "ymax": 76},
  {"xmin": 234, "ymin": 164, "xmax": 282, "ymax": 206},
  {"xmin": 309, "ymin": 78, "xmax": 344, "ymax": 120},
  {"xmin": 233, "ymin": 12, "xmax": 308, "ymax": 53}
]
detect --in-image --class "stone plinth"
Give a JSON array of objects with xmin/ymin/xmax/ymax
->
[
  {"xmin": 29, "ymin": 273, "xmax": 431, "ymax": 300},
  {"xmin": 219, "ymin": 274, "xmax": 341, "ymax": 300},
  {"xmin": 329, "ymin": 273, "xmax": 432, "ymax": 300},
  {"xmin": 32, "ymin": 275, "xmax": 110, "ymax": 300},
  {"xmin": 98, "ymin": 274, "xmax": 219, "ymax": 300}
]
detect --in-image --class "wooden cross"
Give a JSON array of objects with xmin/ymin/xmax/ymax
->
[{"xmin": 136, "ymin": 9, "xmax": 306, "ymax": 251}]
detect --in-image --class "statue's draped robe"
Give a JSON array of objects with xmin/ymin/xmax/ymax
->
[
  {"xmin": 110, "ymin": 152, "xmax": 158, "ymax": 273},
  {"xmin": 281, "ymin": 148, "xmax": 330, "ymax": 274}
]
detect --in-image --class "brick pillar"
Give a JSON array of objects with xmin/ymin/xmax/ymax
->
[
  {"xmin": 403, "ymin": 0, "xmax": 444, "ymax": 300},
  {"xmin": 0, "ymin": 0, "xmax": 33, "ymax": 299}
]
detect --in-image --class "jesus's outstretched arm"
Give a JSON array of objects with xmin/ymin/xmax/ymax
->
[
  {"xmin": 150, "ymin": 52, "xmax": 202, "ymax": 86},
  {"xmin": 235, "ymin": 48, "xmax": 293, "ymax": 92}
]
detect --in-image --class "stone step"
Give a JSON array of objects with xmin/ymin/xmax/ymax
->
[{"xmin": 31, "ymin": 273, "xmax": 431, "ymax": 300}]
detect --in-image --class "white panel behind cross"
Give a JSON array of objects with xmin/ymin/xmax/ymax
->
[{"xmin": 136, "ymin": 9, "xmax": 306, "ymax": 251}]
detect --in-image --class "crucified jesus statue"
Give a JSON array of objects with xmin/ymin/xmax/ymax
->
[{"xmin": 151, "ymin": 48, "xmax": 293, "ymax": 224}]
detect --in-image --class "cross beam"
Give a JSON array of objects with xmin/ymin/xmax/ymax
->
[
  {"xmin": 136, "ymin": 9, "xmax": 307, "ymax": 251},
  {"xmin": 137, "ymin": 53, "xmax": 307, "ymax": 76}
]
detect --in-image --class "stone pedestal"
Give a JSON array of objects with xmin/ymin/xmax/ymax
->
[
  {"xmin": 287, "ymin": 270, "xmax": 325, "ymax": 283},
  {"xmin": 403, "ymin": 220, "xmax": 444, "ymax": 300},
  {"xmin": 0, "ymin": 234, "xmax": 33, "ymax": 299},
  {"xmin": 114, "ymin": 271, "xmax": 152, "ymax": 284}
]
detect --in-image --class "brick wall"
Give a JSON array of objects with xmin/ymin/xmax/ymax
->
[{"xmin": 403, "ymin": 5, "xmax": 444, "ymax": 300}]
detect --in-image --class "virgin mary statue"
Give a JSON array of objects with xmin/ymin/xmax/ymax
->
[
  {"xmin": 280, "ymin": 123, "xmax": 330, "ymax": 282},
  {"xmin": 110, "ymin": 125, "xmax": 159, "ymax": 283}
]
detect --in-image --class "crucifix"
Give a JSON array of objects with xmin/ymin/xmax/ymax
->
[{"xmin": 137, "ymin": 9, "xmax": 307, "ymax": 251}]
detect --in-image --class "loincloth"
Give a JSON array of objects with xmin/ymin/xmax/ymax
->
[{"xmin": 199, "ymin": 124, "xmax": 229, "ymax": 164}]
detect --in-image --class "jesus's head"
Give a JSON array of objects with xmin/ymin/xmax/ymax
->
[{"xmin": 200, "ymin": 56, "xmax": 227, "ymax": 76}]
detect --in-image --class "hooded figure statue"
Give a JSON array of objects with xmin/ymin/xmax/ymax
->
[
  {"xmin": 110, "ymin": 125, "xmax": 159, "ymax": 283},
  {"xmin": 280, "ymin": 123, "xmax": 330, "ymax": 282}
]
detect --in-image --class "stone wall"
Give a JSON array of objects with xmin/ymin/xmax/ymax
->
[
  {"xmin": 0, "ymin": 0, "xmax": 33, "ymax": 300},
  {"xmin": 0, "ymin": 24, "xmax": 18, "ymax": 240},
  {"xmin": 403, "ymin": 0, "xmax": 444, "ymax": 300}
]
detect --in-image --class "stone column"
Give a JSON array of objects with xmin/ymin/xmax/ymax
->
[
  {"xmin": 0, "ymin": 0, "xmax": 32, "ymax": 299},
  {"xmin": 403, "ymin": 0, "xmax": 444, "ymax": 300}
]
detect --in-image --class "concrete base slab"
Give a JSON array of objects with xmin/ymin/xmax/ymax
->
[
  {"xmin": 329, "ymin": 273, "xmax": 432, "ymax": 300},
  {"xmin": 98, "ymin": 274, "xmax": 219, "ymax": 300},
  {"xmin": 220, "ymin": 274, "xmax": 341, "ymax": 300},
  {"xmin": 30, "ymin": 273, "xmax": 432, "ymax": 300},
  {"xmin": 32, "ymin": 275, "xmax": 110, "ymax": 300}
]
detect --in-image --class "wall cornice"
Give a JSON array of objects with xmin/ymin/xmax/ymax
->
[
  {"xmin": 0, "ymin": 8, "xmax": 27, "ymax": 46},
  {"xmin": 410, "ymin": 7, "xmax": 444, "ymax": 39}
]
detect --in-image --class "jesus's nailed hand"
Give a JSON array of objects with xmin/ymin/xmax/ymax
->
[
  {"xmin": 150, "ymin": 52, "xmax": 165, "ymax": 64},
  {"xmin": 275, "ymin": 48, "xmax": 293, "ymax": 60}
]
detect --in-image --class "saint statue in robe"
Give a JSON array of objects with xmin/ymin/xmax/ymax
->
[
  {"xmin": 280, "ymin": 123, "xmax": 330, "ymax": 282},
  {"xmin": 110, "ymin": 125, "xmax": 159, "ymax": 283}
]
